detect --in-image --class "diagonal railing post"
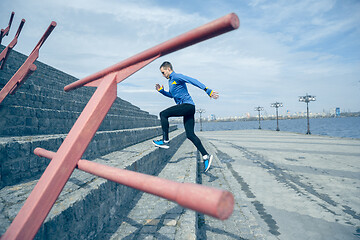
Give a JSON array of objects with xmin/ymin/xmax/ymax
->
[
  {"xmin": 1, "ymin": 73, "xmax": 118, "ymax": 240},
  {"xmin": 0, "ymin": 19, "xmax": 25, "ymax": 69},
  {"xmin": 0, "ymin": 12, "xmax": 15, "ymax": 45},
  {"xmin": 0, "ymin": 21, "xmax": 56, "ymax": 105}
]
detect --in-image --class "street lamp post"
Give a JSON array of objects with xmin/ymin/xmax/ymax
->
[
  {"xmin": 254, "ymin": 106, "xmax": 264, "ymax": 129},
  {"xmin": 299, "ymin": 94, "xmax": 316, "ymax": 134},
  {"xmin": 271, "ymin": 102, "xmax": 283, "ymax": 131},
  {"xmin": 196, "ymin": 109, "xmax": 206, "ymax": 131}
]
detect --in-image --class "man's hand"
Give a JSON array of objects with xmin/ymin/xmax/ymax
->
[
  {"xmin": 155, "ymin": 84, "xmax": 163, "ymax": 91},
  {"xmin": 210, "ymin": 91, "xmax": 219, "ymax": 99}
]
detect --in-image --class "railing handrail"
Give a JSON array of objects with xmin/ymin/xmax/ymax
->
[
  {"xmin": 64, "ymin": 13, "xmax": 239, "ymax": 92},
  {"xmin": 34, "ymin": 147, "xmax": 234, "ymax": 220}
]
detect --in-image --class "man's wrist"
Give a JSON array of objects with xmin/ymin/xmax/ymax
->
[{"xmin": 204, "ymin": 87, "xmax": 213, "ymax": 96}]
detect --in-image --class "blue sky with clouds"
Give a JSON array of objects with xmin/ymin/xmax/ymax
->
[{"xmin": 1, "ymin": 0, "xmax": 359, "ymax": 118}]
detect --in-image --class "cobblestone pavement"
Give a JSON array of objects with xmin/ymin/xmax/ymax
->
[
  {"xmin": 198, "ymin": 130, "xmax": 360, "ymax": 240},
  {"xmin": 197, "ymin": 136, "xmax": 274, "ymax": 240}
]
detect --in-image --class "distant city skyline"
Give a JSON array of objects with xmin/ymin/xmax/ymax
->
[
  {"xmin": 195, "ymin": 107, "xmax": 354, "ymax": 121},
  {"xmin": 1, "ymin": 0, "xmax": 359, "ymax": 117}
]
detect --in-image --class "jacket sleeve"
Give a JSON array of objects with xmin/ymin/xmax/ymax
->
[
  {"xmin": 178, "ymin": 74, "xmax": 213, "ymax": 97},
  {"xmin": 158, "ymin": 86, "xmax": 173, "ymax": 98}
]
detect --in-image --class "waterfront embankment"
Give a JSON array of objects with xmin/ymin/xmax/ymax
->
[{"xmin": 197, "ymin": 129, "xmax": 360, "ymax": 239}]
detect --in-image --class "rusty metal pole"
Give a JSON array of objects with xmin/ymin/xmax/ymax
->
[
  {"xmin": 0, "ymin": 19, "xmax": 25, "ymax": 69},
  {"xmin": 34, "ymin": 147, "xmax": 234, "ymax": 220},
  {"xmin": 0, "ymin": 12, "xmax": 15, "ymax": 45},
  {"xmin": 79, "ymin": 160, "xmax": 234, "ymax": 220},
  {"xmin": 0, "ymin": 21, "xmax": 56, "ymax": 105}
]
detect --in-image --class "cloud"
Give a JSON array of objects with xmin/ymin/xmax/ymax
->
[
  {"xmin": 245, "ymin": 0, "xmax": 360, "ymax": 51},
  {"xmin": 53, "ymin": 0, "xmax": 207, "ymax": 38},
  {"xmin": 1, "ymin": 0, "xmax": 359, "ymax": 117},
  {"xmin": 117, "ymin": 88, "xmax": 154, "ymax": 93}
]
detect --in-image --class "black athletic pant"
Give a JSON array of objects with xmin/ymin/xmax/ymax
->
[{"xmin": 160, "ymin": 103, "xmax": 208, "ymax": 156}]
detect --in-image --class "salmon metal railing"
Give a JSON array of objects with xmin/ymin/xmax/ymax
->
[
  {"xmin": 0, "ymin": 18, "xmax": 25, "ymax": 69},
  {"xmin": 1, "ymin": 13, "xmax": 239, "ymax": 240},
  {"xmin": 0, "ymin": 12, "xmax": 15, "ymax": 45},
  {"xmin": 0, "ymin": 21, "xmax": 56, "ymax": 105}
]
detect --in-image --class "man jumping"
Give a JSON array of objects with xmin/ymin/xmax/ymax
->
[{"xmin": 153, "ymin": 61, "xmax": 219, "ymax": 172}]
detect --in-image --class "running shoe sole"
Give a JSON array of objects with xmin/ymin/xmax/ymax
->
[
  {"xmin": 152, "ymin": 141, "xmax": 170, "ymax": 149},
  {"xmin": 204, "ymin": 155, "xmax": 213, "ymax": 172}
]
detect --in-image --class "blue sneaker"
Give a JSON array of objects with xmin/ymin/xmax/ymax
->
[
  {"xmin": 152, "ymin": 139, "xmax": 170, "ymax": 149},
  {"xmin": 203, "ymin": 155, "xmax": 213, "ymax": 172}
]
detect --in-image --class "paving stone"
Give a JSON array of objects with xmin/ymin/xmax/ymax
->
[{"xmin": 197, "ymin": 130, "xmax": 360, "ymax": 240}]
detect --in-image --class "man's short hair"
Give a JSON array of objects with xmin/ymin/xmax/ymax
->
[{"xmin": 160, "ymin": 61, "xmax": 173, "ymax": 70}]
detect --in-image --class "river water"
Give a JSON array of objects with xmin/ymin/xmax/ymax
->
[{"xmin": 181, "ymin": 116, "xmax": 360, "ymax": 139}]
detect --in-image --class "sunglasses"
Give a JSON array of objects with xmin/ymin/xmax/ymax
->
[{"xmin": 161, "ymin": 71, "xmax": 165, "ymax": 75}]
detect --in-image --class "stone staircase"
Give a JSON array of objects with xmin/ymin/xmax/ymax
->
[
  {"xmin": 0, "ymin": 45, "xmax": 187, "ymax": 238},
  {"xmin": 0, "ymin": 45, "xmax": 158, "ymax": 137},
  {"xmin": 0, "ymin": 44, "xmax": 171, "ymax": 188},
  {"xmin": 0, "ymin": 130, "xmax": 186, "ymax": 239}
]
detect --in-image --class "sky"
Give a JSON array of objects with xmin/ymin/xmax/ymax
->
[{"xmin": 1, "ymin": 0, "xmax": 360, "ymax": 118}]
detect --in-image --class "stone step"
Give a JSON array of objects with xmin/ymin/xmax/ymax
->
[
  {"xmin": 0, "ymin": 129, "xmax": 186, "ymax": 239},
  {"xmin": 1, "ymin": 98, "xmax": 152, "ymax": 120},
  {"xmin": 0, "ymin": 45, "xmax": 79, "ymax": 88},
  {"xmin": 1, "ymin": 88, "xmax": 148, "ymax": 116},
  {"xmin": 0, "ymin": 46, "xmax": 144, "ymax": 114},
  {"xmin": 0, "ymin": 105, "xmax": 159, "ymax": 136},
  {"xmin": 0, "ymin": 45, "xmax": 158, "ymax": 137},
  {"xmin": 0, "ymin": 45, "xmax": 146, "ymax": 116},
  {"xmin": 1, "ymin": 102, "xmax": 155, "ymax": 122},
  {"xmin": 0, "ymin": 125, "xmax": 176, "ymax": 188},
  {"xmin": 107, "ymin": 139, "xmax": 198, "ymax": 240}
]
